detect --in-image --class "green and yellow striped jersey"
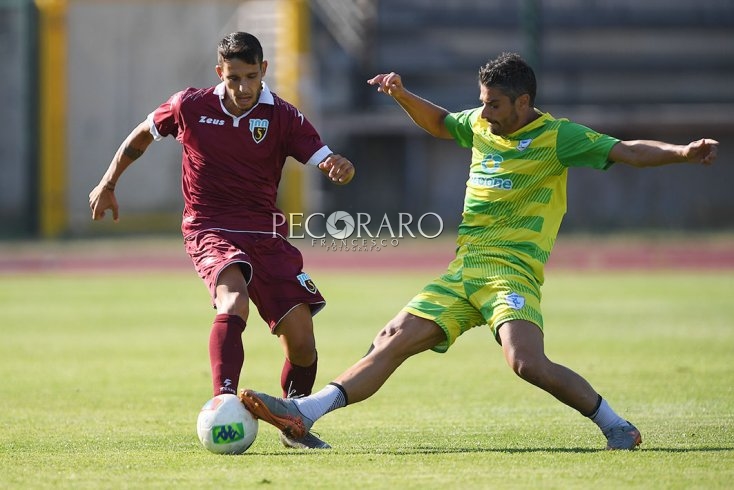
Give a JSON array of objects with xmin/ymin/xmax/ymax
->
[{"xmin": 444, "ymin": 109, "xmax": 619, "ymax": 284}]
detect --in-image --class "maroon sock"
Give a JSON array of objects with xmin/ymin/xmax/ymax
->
[
  {"xmin": 281, "ymin": 354, "xmax": 318, "ymax": 398},
  {"xmin": 209, "ymin": 314, "xmax": 246, "ymax": 396}
]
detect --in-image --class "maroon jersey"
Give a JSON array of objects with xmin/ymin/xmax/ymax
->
[{"xmin": 147, "ymin": 82, "xmax": 331, "ymax": 237}]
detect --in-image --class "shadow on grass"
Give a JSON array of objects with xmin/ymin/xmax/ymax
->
[{"xmin": 244, "ymin": 445, "xmax": 734, "ymax": 456}]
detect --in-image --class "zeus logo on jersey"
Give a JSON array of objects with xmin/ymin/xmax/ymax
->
[
  {"xmin": 249, "ymin": 118, "xmax": 269, "ymax": 143},
  {"xmin": 199, "ymin": 116, "xmax": 225, "ymax": 126}
]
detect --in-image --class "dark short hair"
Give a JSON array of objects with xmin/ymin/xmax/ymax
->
[
  {"xmin": 217, "ymin": 32, "xmax": 264, "ymax": 66},
  {"xmin": 478, "ymin": 52, "xmax": 536, "ymax": 105}
]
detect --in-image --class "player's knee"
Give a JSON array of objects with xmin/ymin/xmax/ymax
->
[
  {"xmin": 507, "ymin": 349, "xmax": 546, "ymax": 384},
  {"xmin": 372, "ymin": 318, "xmax": 420, "ymax": 360},
  {"xmin": 282, "ymin": 334, "xmax": 316, "ymax": 366},
  {"xmin": 285, "ymin": 334, "xmax": 316, "ymax": 359},
  {"xmin": 374, "ymin": 320, "xmax": 401, "ymax": 346}
]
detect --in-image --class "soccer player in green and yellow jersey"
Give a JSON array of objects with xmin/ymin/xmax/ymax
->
[{"xmin": 238, "ymin": 53, "xmax": 718, "ymax": 450}]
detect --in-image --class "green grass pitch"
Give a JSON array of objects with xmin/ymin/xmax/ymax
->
[{"xmin": 1, "ymin": 269, "xmax": 733, "ymax": 489}]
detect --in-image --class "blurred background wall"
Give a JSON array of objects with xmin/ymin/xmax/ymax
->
[
  {"xmin": 1, "ymin": 0, "xmax": 733, "ymax": 239},
  {"xmin": 1, "ymin": 0, "xmax": 37, "ymax": 236}
]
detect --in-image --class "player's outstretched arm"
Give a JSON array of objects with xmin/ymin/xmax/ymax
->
[
  {"xmin": 367, "ymin": 72, "xmax": 452, "ymax": 139},
  {"xmin": 89, "ymin": 120, "xmax": 154, "ymax": 222},
  {"xmin": 318, "ymin": 154, "xmax": 355, "ymax": 185},
  {"xmin": 609, "ymin": 138, "xmax": 719, "ymax": 168}
]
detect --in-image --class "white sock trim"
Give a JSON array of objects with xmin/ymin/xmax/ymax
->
[
  {"xmin": 292, "ymin": 384, "xmax": 344, "ymax": 422},
  {"xmin": 590, "ymin": 399, "xmax": 626, "ymax": 432}
]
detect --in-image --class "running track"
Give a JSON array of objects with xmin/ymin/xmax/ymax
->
[{"xmin": 1, "ymin": 235, "xmax": 733, "ymax": 273}]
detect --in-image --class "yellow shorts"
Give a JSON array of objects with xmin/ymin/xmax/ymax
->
[{"xmin": 403, "ymin": 244, "xmax": 543, "ymax": 353}]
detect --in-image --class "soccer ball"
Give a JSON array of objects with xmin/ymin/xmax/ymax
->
[{"xmin": 196, "ymin": 394, "xmax": 259, "ymax": 454}]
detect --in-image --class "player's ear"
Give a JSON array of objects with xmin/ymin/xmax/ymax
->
[
  {"xmin": 516, "ymin": 93, "xmax": 531, "ymax": 110},
  {"xmin": 260, "ymin": 60, "xmax": 268, "ymax": 77},
  {"xmin": 215, "ymin": 64, "xmax": 224, "ymax": 80}
]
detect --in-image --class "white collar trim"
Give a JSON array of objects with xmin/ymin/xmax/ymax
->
[
  {"xmin": 214, "ymin": 81, "xmax": 274, "ymax": 125},
  {"xmin": 213, "ymin": 81, "xmax": 274, "ymax": 105}
]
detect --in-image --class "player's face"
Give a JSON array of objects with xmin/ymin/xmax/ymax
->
[
  {"xmin": 216, "ymin": 58, "xmax": 268, "ymax": 115},
  {"xmin": 479, "ymin": 84, "xmax": 523, "ymax": 136}
]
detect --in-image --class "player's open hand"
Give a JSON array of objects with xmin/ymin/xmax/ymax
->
[
  {"xmin": 319, "ymin": 154, "xmax": 355, "ymax": 185},
  {"xmin": 685, "ymin": 138, "xmax": 719, "ymax": 166},
  {"xmin": 88, "ymin": 183, "xmax": 120, "ymax": 222},
  {"xmin": 367, "ymin": 72, "xmax": 405, "ymax": 97}
]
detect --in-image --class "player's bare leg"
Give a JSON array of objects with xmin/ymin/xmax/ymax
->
[
  {"xmin": 497, "ymin": 320, "xmax": 641, "ymax": 449},
  {"xmin": 334, "ymin": 311, "xmax": 447, "ymax": 403},
  {"xmin": 239, "ymin": 311, "xmax": 445, "ymax": 443},
  {"xmin": 497, "ymin": 320, "xmax": 599, "ymax": 412}
]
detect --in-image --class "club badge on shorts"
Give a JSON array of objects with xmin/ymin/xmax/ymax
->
[
  {"xmin": 506, "ymin": 292, "xmax": 525, "ymax": 310},
  {"xmin": 249, "ymin": 118, "xmax": 269, "ymax": 143},
  {"xmin": 297, "ymin": 272, "xmax": 318, "ymax": 294}
]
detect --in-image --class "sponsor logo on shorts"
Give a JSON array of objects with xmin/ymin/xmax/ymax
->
[
  {"xmin": 506, "ymin": 292, "xmax": 525, "ymax": 310},
  {"xmin": 249, "ymin": 118, "xmax": 269, "ymax": 143},
  {"xmin": 297, "ymin": 272, "xmax": 318, "ymax": 294}
]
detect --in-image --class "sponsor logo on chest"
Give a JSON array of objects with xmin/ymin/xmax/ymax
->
[{"xmin": 471, "ymin": 152, "xmax": 513, "ymax": 189}]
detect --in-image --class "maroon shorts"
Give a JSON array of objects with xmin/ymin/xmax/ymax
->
[{"xmin": 184, "ymin": 230, "xmax": 325, "ymax": 330}]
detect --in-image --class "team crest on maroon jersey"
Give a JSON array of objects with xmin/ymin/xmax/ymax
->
[
  {"xmin": 249, "ymin": 118, "xmax": 269, "ymax": 143},
  {"xmin": 296, "ymin": 272, "xmax": 318, "ymax": 294}
]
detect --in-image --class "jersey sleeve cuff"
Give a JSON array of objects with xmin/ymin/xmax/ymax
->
[
  {"xmin": 146, "ymin": 112, "xmax": 163, "ymax": 141},
  {"xmin": 306, "ymin": 145, "xmax": 333, "ymax": 166}
]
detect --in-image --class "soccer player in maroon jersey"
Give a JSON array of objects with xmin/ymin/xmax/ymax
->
[{"xmin": 88, "ymin": 32, "xmax": 354, "ymax": 449}]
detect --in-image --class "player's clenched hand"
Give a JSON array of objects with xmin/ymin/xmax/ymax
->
[
  {"xmin": 685, "ymin": 138, "xmax": 719, "ymax": 166},
  {"xmin": 319, "ymin": 154, "xmax": 355, "ymax": 185},
  {"xmin": 367, "ymin": 72, "xmax": 405, "ymax": 98},
  {"xmin": 88, "ymin": 183, "xmax": 120, "ymax": 222}
]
